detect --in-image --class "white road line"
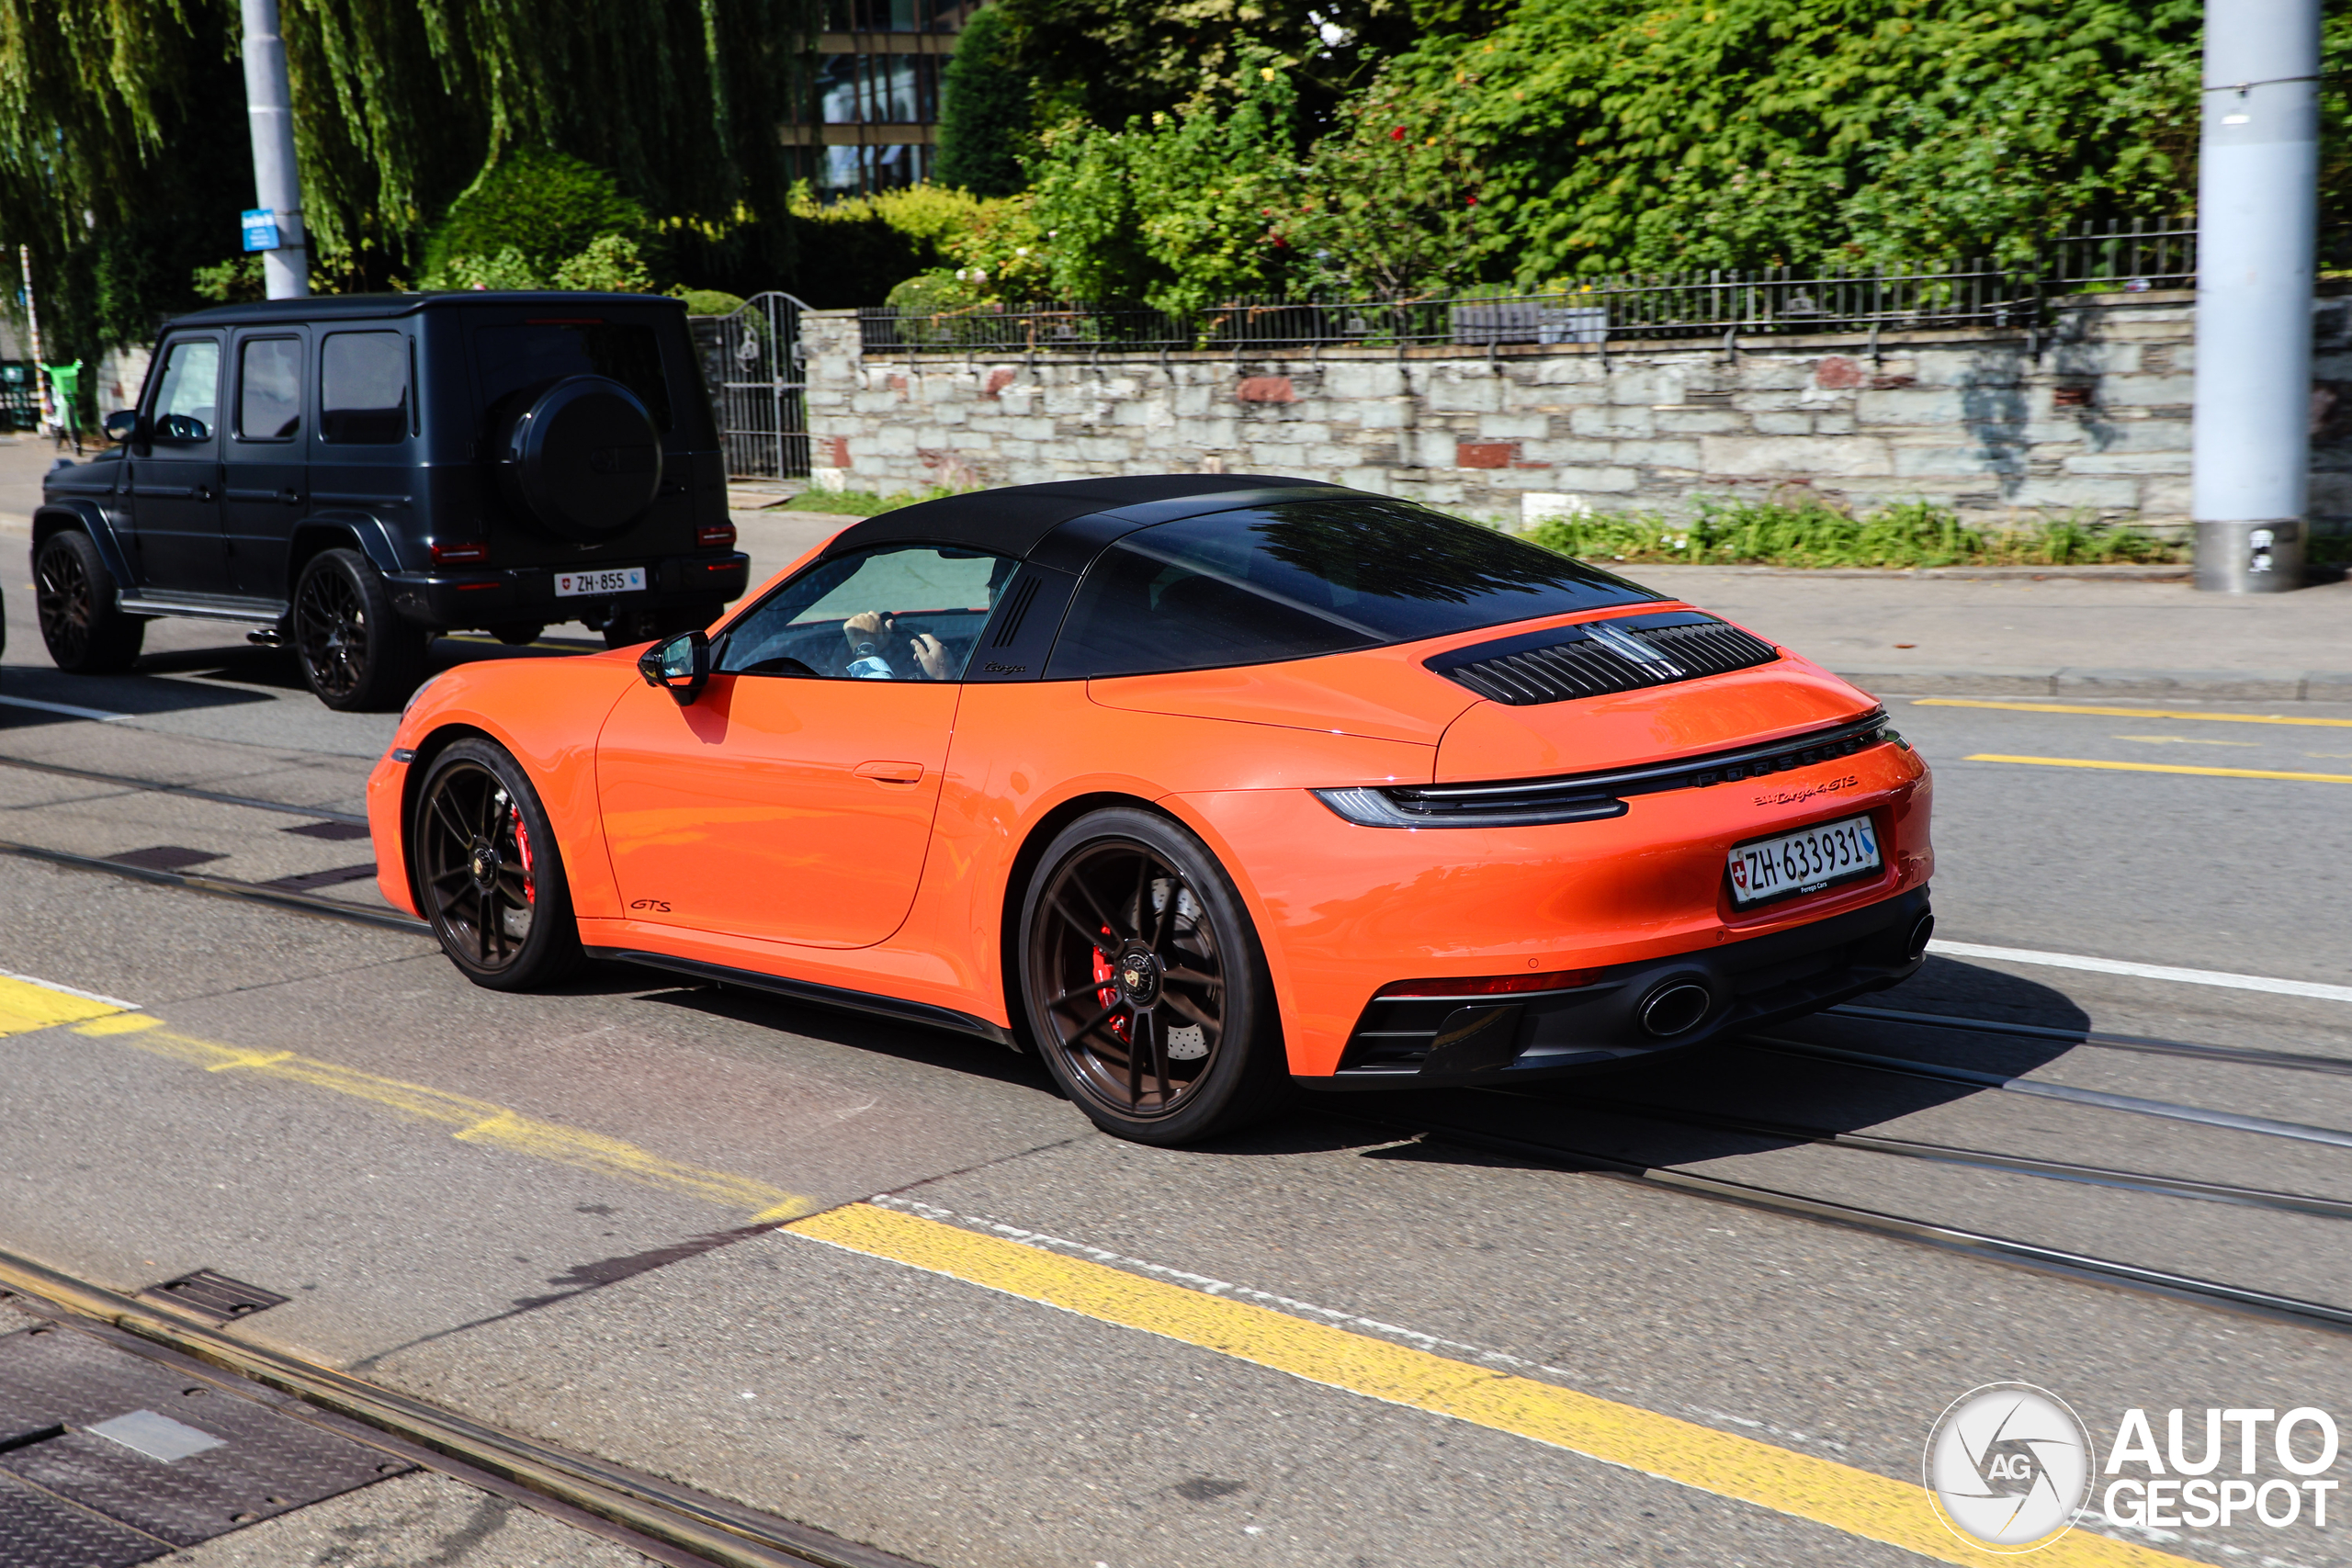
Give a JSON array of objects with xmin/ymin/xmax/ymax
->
[
  {"xmin": 1928, "ymin": 939, "xmax": 2352, "ymax": 1004},
  {"xmin": 0, "ymin": 694, "xmax": 131, "ymax": 723}
]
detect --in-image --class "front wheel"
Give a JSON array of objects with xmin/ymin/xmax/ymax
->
[
  {"xmin": 1017, "ymin": 807, "xmax": 1287, "ymax": 1145},
  {"xmin": 294, "ymin": 547, "xmax": 428, "ymax": 711},
  {"xmin": 410, "ymin": 739, "xmax": 584, "ymax": 990},
  {"xmin": 34, "ymin": 530, "xmax": 145, "ymax": 673}
]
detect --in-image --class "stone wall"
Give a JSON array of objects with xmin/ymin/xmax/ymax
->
[{"xmin": 802, "ymin": 289, "xmax": 2352, "ymax": 535}]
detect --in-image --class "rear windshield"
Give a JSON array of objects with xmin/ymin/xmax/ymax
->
[
  {"xmin": 1046, "ymin": 499, "xmax": 1657, "ymax": 679},
  {"xmin": 473, "ymin": 321, "xmax": 673, "ymax": 433}
]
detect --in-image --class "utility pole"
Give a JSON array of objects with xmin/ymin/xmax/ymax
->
[
  {"xmin": 241, "ymin": 0, "xmax": 309, "ymax": 299},
  {"xmin": 2190, "ymin": 0, "xmax": 2321, "ymax": 591},
  {"xmin": 17, "ymin": 244, "xmax": 52, "ymax": 434}
]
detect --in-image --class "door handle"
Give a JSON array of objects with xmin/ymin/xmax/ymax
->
[
  {"xmin": 854, "ymin": 760, "xmax": 924, "ymax": 785},
  {"xmin": 193, "ymin": 484, "xmax": 214, "ymax": 502},
  {"xmin": 278, "ymin": 489, "xmax": 301, "ymax": 504}
]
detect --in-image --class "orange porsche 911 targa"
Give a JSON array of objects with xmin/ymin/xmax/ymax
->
[{"xmin": 368, "ymin": 475, "xmax": 1933, "ymax": 1143}]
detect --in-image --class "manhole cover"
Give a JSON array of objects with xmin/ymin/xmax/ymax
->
[
  {"xmin": 0, "ymin": 1324, "xmax": 409, "ymax": 1551},
  {"xmin": 0, "ymin": 1470, "xmax": 166, "ymax": 1568}
]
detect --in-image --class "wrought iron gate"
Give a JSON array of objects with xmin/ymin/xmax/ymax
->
[{"xmin": 690, "ymin": 291, "xmax": 811, "ymax": 480}]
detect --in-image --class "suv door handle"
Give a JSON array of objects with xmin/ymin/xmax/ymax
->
[
  {"xmin": 193, "ymin": 484, "xmax": 214, "ymax": 502},
  {"xmin": 854, "ymin": 760, "xmax": 924, "ymax": 785},
  {"xmin": 278, "ymin": 489, "xmax": 301, "ymax": 504}
]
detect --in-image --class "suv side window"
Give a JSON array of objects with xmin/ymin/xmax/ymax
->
[
  {"xmin": 320, "ymin": 331, "xmax": 410, "ymax": 443},
  {"xmin": 237, "ymin": 337, "xmax": 302, "ymax": 440},
  {"xmin": 718, "ymin": 546, "xmax": 1016, "ymax": 682},
  {"xmin": 150, "ymin": 338, "xmax": 222, "ymax": 443}
]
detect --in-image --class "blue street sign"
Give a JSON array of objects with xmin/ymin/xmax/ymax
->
[{"xmin": 242, "ymin": 209, "xmax": 279, "ymax": 252}]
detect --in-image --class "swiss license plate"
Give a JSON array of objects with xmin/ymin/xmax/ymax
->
[
  {"xmin": 1727, "ymin": 813, "xmax": 1882, "ymax": 907},
  {"xmin": 554, "ymin": 566, "xmax": 646, "ymax": 598}
]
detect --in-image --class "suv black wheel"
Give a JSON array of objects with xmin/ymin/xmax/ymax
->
[
  {"xmin": 35, "ymin": 530, "xmax": 145, "ymax": 673},
  {"xmin": 294, "ymin": 548, "xmax": 428, "ymax": 711},
  {"xmin": 411, "ymin": 739, "xmax": 585, "ymax": 990},
  {"xmin": 1017, "ymin": 807, "xmax": 1289, "ymax": 1145}
]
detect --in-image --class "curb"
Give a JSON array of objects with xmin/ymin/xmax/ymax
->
[{"xmin": 1832, "ymin": 666, "xmax": 2352, "ymax": 703}]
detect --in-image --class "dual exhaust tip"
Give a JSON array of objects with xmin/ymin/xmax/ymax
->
[{"xmin": 1635, "ymin": 911, "xmax": 1936, "ymax": 1040}]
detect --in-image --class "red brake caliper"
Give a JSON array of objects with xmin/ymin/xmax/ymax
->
[
  {"xmin": 1093, "ymin": 925, "xmax": 1128, "ymax": 1042},
  {"xmin": 510, "ymin": 806, "xmax": 536, "ymax": 904}
]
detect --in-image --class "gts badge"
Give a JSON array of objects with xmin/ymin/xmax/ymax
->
[{"xmin": 628, "ymin": 898, "xmax": 673, "ymax": 914}]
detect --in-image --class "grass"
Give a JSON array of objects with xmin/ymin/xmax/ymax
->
[
  {"xmin": 1525, "ymin": 495, "xmax": 2187, "ymax": 570},
  {"xmin": 776, "ymin": 485, "xmax": 973, "ymax": 516}
]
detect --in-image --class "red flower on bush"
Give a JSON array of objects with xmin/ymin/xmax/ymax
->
[{"xmin": 1391, "ymin": 126, "xmax": 1406, "ymax": 141}]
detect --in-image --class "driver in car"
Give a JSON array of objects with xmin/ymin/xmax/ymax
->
[
  {"xmin": 841, "ymin": 612, "xmax": 952, "ymax": 680},
  {"xmin": 839, "ymin": 557, "xmax": 1020, "ymax": 680}
]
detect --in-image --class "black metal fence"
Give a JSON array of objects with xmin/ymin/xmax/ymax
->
[{"xmin": 860, "ymin": 216, "xmax": 2205, "ymax": 356}]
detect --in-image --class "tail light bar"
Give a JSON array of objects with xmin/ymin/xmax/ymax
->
[
  {"xmin": 429, "ymin": 541, "xmax": 489, "ymax": 567},
  {"xmin": 696, "ymin": 523, "xmax": 737, "ymax": 550}
]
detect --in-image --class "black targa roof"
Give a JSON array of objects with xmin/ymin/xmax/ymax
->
[{"xmin": 820, "ymin": 475, "xmax": 1335, "ymax": 562}]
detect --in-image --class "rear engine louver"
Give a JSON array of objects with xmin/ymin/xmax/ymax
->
[{"xmin": 1428, "ymin": 612, "xmax": 1778, "ymax": 705}]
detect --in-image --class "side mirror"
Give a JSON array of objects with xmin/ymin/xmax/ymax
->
[
  {"xmin": 103, "ymin": 410, "xmax": 139, "ymax": 445},
  {"xmin": 638, "ymin": 629, "xmax": 710, "ymax": 705}
]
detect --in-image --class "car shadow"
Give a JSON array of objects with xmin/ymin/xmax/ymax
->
[
  {"xmin": 1191, "ymin": 957, "xmax": 2093, "ymax": 1168},
  {"xmin": 611, "ymin": 968, "xmax": 1062, "ymax": 1096},
  {"xmin": 579, "ymin": 953, "xmax": 2095, "ymax": 1174}
]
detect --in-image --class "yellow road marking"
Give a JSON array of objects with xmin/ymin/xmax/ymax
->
[
  {"xmin": 786, "ymin": 1203, "xmax": 2190, "ymax": 1567},
  {"xmin": 0, "ymin": 974, "xmax": 130, "ymax": 1036},
  {"xmin": 1917, "ymin": 698, "xmax": 2352, "ymax": 728},
  {"xmin": 72, "ymin": 1018, "xmax": 817, "ymax": 1222},
  {"xmin": 1966, "ymin": 753, "xmax": 2352, "ymax": 784}
]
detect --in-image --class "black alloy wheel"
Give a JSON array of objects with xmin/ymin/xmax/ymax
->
[
  {"xmin": 293, "ymin": 547, "xmax": 427, "ymax": 711},
  {"xmin": 34, "ymin": 530, "xmax": 144, "ymax": 673},
  {"xmin": 1019, "ymin": 807, "xmax": 1287, "ymax": 1145},
  {"xmin": 411, "ymin": 739, "xmax": 583, "ymax": 990}
]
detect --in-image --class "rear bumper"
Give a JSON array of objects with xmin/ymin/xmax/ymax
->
[
  {"xmin": 1306, "ymin": 886, "xmax": 1931, "ymax": 1089},
  {"xmin": 385, "ymin": 553, "xmax": 750, "ymax": 629}
]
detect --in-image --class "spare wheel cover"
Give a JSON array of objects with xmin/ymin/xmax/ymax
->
[{"xmin": 508, "ymin": 375, "xmax": 663, "ymax": 538}]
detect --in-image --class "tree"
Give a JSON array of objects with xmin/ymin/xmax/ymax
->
[
  {"xmin": 421, "ymin": 149, "xmax": 655, "ymax": 283},
  {"xmin": 991, "ymin": 0, "xmax": 1419, "ymax": 135},
  {"xmin": 1028, "ymin": 62, "xmax": 1306, "ymax": 310},
  {"xmin": 936, "ymin": 5, "xmax": 1032, "ymax": 197},
  {"xmin": 1376, "ymin": 0, "xmax": 2215, "ymax": 281},
  {"xmin": 0, "ymin": 0, "xmax": 820, "ymax": 364}
]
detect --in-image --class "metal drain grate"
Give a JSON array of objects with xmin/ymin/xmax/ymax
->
[
  {"xmin": 102, "ymin": 848, "xmax": 222, "ymax": 874},
  {"xmin": 133, "ymin": 1273, "xmax": 288, "ymax": 1326},
  {"xmin": 0, "ymin": 1324, "xmax": 409, "ymax": 1556}
]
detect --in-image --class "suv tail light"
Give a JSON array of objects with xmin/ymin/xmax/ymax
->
[
  {"xmin": 696, "ymin": 523, "xmax": 737, "ymax": 550},
  {"xmin": 1375, "ymin": 970, "xmax": 1593, "ymax": 998},
  {"xmin": 430, "ymin": 542, "xmax": 489, "ymax": 567}
]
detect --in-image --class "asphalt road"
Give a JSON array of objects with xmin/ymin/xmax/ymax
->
[{"xmin": 4, "ymin": 571, "xmax": 2352, "ymax": 1568}]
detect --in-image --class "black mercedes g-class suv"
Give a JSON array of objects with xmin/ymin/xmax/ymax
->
[{"xmin": 33, "ymin": 291, "xmax": 750, "ymax": 709}]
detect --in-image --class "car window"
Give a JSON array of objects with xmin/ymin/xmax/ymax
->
[
  {"xmin": 718, "ymin": 545, "xmax": 1017, "ymax": 682},
  {"xmin": 474, "ymin": 321, "xmax": 673, "ymax": 434},
  {"xmin": 150, "ymin": 338, "xmax": 220, "ymax": 443},
  {"xmin": 320, "ymin": 332, "xmax": 410, "ymax": 444},
  {"xmin": 237, "ymin": 337, "xmax": 302, "ymax": 440},
  {"xmin": 1046, "ymin": 499, "xmax": 1659, "ymax": 678}
]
